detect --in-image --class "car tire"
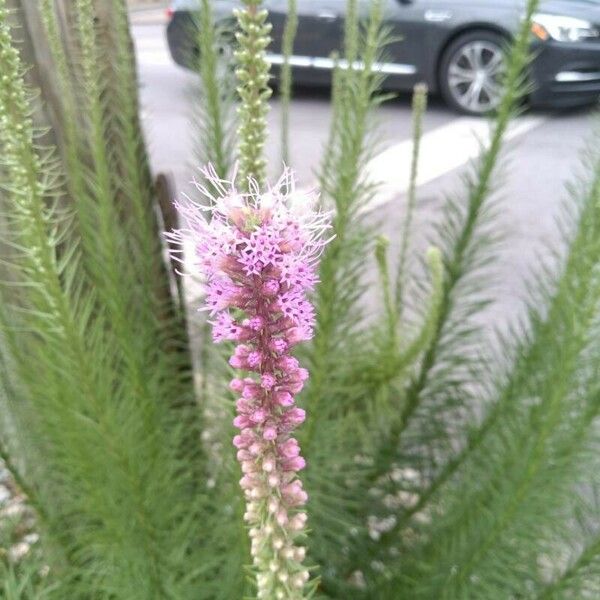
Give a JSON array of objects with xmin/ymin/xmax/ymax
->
[{"xmin": 439, "ymin": 30, "xmax": 507, "ymax": 116}]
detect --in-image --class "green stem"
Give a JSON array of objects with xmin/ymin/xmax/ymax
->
[
  {"xmin": 375, "ymin": 236, "xmax": 397, "ymax": 347},
  {"xmin": 396, "ymin": 83, "xmax": 427, "ymax": 313},
  {"xmin": 280, "ymin": 0, "xmax": 297, "ymax": 165}
]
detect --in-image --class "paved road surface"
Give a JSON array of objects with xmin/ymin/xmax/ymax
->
[{"xmin": 132, "ymin": 15, "xmax": 597, "ymax": 332}]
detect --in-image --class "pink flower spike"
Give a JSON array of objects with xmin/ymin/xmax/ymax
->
[
  {"xmin": 169, "ymin": 166, "xmax": 332, "ymax": 598},
  {"xmin": 239, "ymin": 475, "xmax": 254, "ymax": 490}
]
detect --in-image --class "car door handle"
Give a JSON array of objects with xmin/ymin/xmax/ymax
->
[{"xmin": 317, "ymin": 10, "xmax": 337, "ymax": 22}]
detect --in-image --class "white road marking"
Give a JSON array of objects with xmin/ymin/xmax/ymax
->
[{"xmin": 361, "ymin": 115, "xmax": 547, "ymax": 213}]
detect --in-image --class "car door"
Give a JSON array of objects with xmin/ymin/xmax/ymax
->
[
  {"xmin": 265, "ymin": 0, "xmax": 345, "ymax": 83},
  {"xmin": 383, "ymin": 0, "xmax": 433, "ymax": 90}
]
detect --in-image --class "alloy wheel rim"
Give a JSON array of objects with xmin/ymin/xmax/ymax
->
[{"xmin": 448, "ymin": 41, "xmax": 505, "ymax": 114}]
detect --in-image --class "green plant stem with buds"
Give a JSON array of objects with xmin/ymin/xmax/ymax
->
[{"xmin": 234, "ymin": 0, "xmax": 272, "ymax": 188}]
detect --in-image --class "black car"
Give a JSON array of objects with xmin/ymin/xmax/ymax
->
[{"xmin": 166, "ymin": 0, "xmax": 600, "ymax": 115}]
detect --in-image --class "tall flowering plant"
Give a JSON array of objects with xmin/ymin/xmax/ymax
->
[{"xmin": 168, "ymin": 167, "xmax": 331, "ymax": 599}]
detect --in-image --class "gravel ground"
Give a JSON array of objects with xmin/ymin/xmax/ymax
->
[{"xmin": 0, "ymin": 460, "xmax": 38, "ymax": 566}]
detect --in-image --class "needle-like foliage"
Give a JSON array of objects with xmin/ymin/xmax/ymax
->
[{"xmin": 0, "ymin": 1, "xmax": 208, "ymax": 597}]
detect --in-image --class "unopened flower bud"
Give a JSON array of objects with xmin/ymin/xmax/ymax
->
[
  {"xmin": 263, "ymin": 426, "xmax": 277, "ymax": 441},
  {"xmin": 262, "ymin": 457, "xmax": 275, "ymax": 472},
  {"xmin": 294, "ymin": 546, "xmax": 306, "ymax": 562},
  {"xmin": 293, "ymin": 570, "xmax": 309, "ymax": 588},
  {"xmin": 229, "ymin": 378, "xmax": 244, "ymax": 392},
  {"xmin": 275, "ymin": 390, "xmax": 294, "ymax": 407},
  {"xmin": 273, "ymin": 537, "xmax": 284, "ymax": 550},
  {"xmin": 289, "ymin": 512, "xmax": 307, "ymax": 531},
  {"xmin": 276, "ymin": 508, "xmax": 288, "ymax": 527}
]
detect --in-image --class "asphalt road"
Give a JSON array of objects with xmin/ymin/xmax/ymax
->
[{"xmin": 132, "ymin": 14, "xmax": 597, "ymax": 332}]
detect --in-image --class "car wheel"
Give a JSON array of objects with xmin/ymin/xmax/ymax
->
[{"xmin": 439, "ymin": 31, "xmax": 507, "ymax": 116}]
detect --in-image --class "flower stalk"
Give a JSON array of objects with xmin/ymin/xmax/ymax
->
[{"xmin": 168, "ymin": 167, "xmax": 331, "ymax": 599}]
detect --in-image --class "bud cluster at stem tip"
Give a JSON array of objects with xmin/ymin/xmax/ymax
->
[
  {"xmin": 167, "ymin": 165, "xmax": 332, "ymax": 599},
  {"xmin": 234, "ymin": 0, "xmax": 272, "ymax": 190}
]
